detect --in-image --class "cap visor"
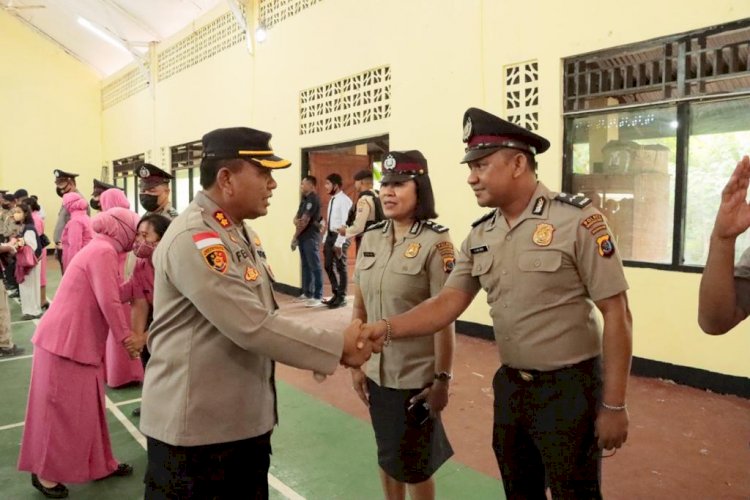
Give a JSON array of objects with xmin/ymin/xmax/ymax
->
[
  {"xmin": 139, "ymin": 179, "xmax": 171, "ymax": 189},
  {"xmin": 381, "ymin": 173, "xmax": 416, "ymax": 184},
  {"xmin": 251, "ymin": 154, "xmax": 291, "ymax": 169},
  {"xmin": 460, "ymin": 146, "xmax": 504, "ymax": 164}
]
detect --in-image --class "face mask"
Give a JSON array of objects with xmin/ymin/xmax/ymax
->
[
  {"xmin": 132, "ymin": 240, "xmax": 157, "ymax": 260},
  {"xmin": 56, "ymin": 187, "xmax": 65, "ymax": 198},
  {"xmin": 13, "ymin": 213, "xmax": 23, "ymax": 222},
  {"xmin": 90, "ymin": 198, "xmax": 101, "ymax": 211},
  {"xmin": 139, "ymin": 194, "xmax": 160, "ymax": 212}
]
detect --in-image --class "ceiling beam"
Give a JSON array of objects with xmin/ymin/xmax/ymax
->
[{"xmin": 97, "ymin": 0, "xmax": 162, "ymax": 41}]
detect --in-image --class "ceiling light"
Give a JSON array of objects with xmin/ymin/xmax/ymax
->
[
  {"xmin": 77, "ymin": 17, "xmax": 131, "ymax": 55},
  {"xmin": 255, "ymin": 26, "xmax": 267, "ymax": 43}
]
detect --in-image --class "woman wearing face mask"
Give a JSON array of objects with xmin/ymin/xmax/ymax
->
[
  {"xmin": 12, "ymin": 203, "xmax": 43, "ymax": 320},
  {"xmin": 60, "ymin": 192, "xmax": 93, "ymax": 272},
  {"xmin": 98, "ymin": 189, "xmax": 144, "ymax": 388},
  {"xmin": 350, "ymin": 151, "xmax": 456, "ymax": 500},
  {"xmin": 121, "ymin": 213, "xmax": 171, "ymax": 417},
  {"xmin": 18, "ymin": 207, "xmax": 141, "ymax": 498}
]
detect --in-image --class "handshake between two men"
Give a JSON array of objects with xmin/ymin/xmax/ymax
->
[{"xmin": 339, "ymin": 319, "xmax": 387, "ymax": 368}]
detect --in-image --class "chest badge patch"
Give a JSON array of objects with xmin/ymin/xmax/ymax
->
[
  {"xmin": 596, "ymin": 234, "xmax": 615, "ymax": 257},
  {"xmin": 532, "ymin": 223, "xmax": 555, "ymax": 247},
  {"xmin": 213, "ymin": 210, "xmax": 231, "ymax": 228},
  {"xmin": 404, "ymin": 243, "xmax": 421, "ymax": 258},
  {"xmin": 254, "ymin": 236, "xmax": 261, "ymax": 246},
  {"xmin": 245, "ymin": 266, "xmax": 260, "ymax": 281}
]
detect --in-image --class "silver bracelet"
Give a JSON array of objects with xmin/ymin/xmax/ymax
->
[{"xmin": 601, "ymin": 401, "xmax": 627, "ymax": 411}]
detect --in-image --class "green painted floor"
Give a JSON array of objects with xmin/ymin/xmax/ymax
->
[{"xmin": 0, "ymin": 275, "xmax": 504, "ymax": 499}]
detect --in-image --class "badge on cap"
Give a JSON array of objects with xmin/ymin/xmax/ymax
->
[
  {"xmin": 245, "ymin": 266, "xmax": 259, "ymax": 281},
  {"xmin": 383, "ymin": 155, "xmax": 396, "ymax": 171},
  {"xmin": 139, "ymin": 166, "xmax": 150, "ymax": 179},
  {"xmin": 463, "ymin": 116, "xmax": 473, "ymax": 142},
  {"xmin": 532, "ymin": 223, "xmax": 555, "ymax": 247},
  {"xmin": 404, "ymin": 243, "xmax": 421, "ymax": 258},
  {"xmin": 597, "ymin": 234, "xmax": 615, "ymax": 257}
]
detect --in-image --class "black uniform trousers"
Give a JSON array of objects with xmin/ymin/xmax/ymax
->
[
  {"xmin": 144, "ymin": 432, "xmax": 272, "ymax": 500},
  {"xmin": 323, "ymin": 231, "xmax": 350, "ymax": 297},
  {"xmin": 492, "ymin": 357, "xmax": 603, "ymax": 500}
]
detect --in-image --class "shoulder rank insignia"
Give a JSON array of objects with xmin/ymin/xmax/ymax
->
[
  {"xmin": 245, "ymin": 266, "xmax": 260, "ymax": 281},
  {"xmin": 365, "ymin": 220, "xmax": 388, "ymax": 233},
  {"xmin": 472, "ymin": 210, "xmax": 496, "ymax": 228},
  {"xmin": 531, "ymin": 196, "xmax": 546, "ymax": 216},
  {"xmin": 193, "ymin": 231, "xmax": 229, "ymax": 275},
  {"xmin": 404, "ymin": 243, "xmax": 421, "ymax": 258},
  {"xmin": 424, "ymin": 220, "xmax": 449, "ymax": 233},
  {"xmin": 554, "ymin": 193, "xmax": 592, "ymax": 209},
  {"xmin": 213, "ymin": 210, "xmax": 231, "ymax": 228}
]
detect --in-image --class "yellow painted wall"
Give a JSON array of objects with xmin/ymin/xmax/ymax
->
[
  {"xmin": 0, "ymin": 10, "xmax": 101, "ymax": 236},
  {"xmin": 95, "ymin": 0, "xmax": 750, "ymax": 378}
]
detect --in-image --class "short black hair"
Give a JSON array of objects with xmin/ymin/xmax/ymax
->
[
  {"xmin": 200, "ymin": 157, "xmax": 247, "ymax": 189},
  {"xmin": 326, "ymin": 173, "xmax": 342, "ymax": 187},
  {"xmin": 25, "ymin": 196, "xmax": 41, "ymax": 212},
  {"xmin": 303, "ymin": 175, "xmax": 317, "ymax": 187},
  {"xmin": 138, "ymin": 213, "xmax": 172, "ymax": 240}
]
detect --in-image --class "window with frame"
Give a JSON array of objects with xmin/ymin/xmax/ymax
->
[
  {"xmin": 170, "ymin": 140, "xmax": 203, "ymax": 211},
  {"xmin": 563, "ymin": 19, "xmax": 750, "ymax": 271},
  {"xmin": 112, "ymin": 153, "xmax": 145, "ymax": 214}
]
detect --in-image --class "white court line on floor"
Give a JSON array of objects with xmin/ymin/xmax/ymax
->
[
  {"xmin": 104, "ymin": 395, "xmax": 306, "ymax": 500},
  {"xmin": 0, "ymin": 354, "xmax": 32, "ymax": 363},
  {"xmin": 0, "ymin": 421, "xmax": 24, "ymax": 431},
  {"xmin": 112, "ymin": 397, "xmax": 142, "ymax": 407}
]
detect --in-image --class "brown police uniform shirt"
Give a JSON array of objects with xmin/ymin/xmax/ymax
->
[
  {"xmin": 147, "ymin": 204, "xmax": 179, "ymax": 221},
  {"xmin": 345, "ymin": 196, "xmax": 376, "ymax": 238},
  {"xmin": 140, "ymin": 191, "xmax": 344, "ymax": 447},
  {"xmin": 733, "ymin": 246, "xmax": 750, "ymax": 316},
  {"xmin": 355, "ymin": 219, "xmax": 456, "ymax": 389},
  {"xmin": 445, "ymin": 182, "xmax": 629, "ymax": 371}
]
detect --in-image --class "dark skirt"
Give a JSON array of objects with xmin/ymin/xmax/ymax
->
[{"xmin": 367, "ymin": 378, "xmax": 453, "ymax": 484}]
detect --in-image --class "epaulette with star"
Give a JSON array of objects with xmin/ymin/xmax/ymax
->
[
  {"xmin": 365, "ymin": 220, "xmax": 388, "ymax": 232},
  {"xmin": 554, "ymin": 192, "xmax": 592, "ymax": 209},
  {"xmin": 471, "ymin": 210, "xmax": 496, "ymax": 228},
  {"xmin": 423, "ymin": 220, "xmax": 449, "ymax": 233}
]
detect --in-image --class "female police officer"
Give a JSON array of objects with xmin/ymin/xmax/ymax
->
[{"xmin": 350, "ymin": 150, "xmax": 456, "ymax": 500}]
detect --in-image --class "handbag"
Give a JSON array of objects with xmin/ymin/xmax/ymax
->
[{"xmin": 39, "ymin": 233, "xmax": 51, "ymax": 248}]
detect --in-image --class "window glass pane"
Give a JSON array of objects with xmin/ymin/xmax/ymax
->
[
  {"xmin": 174, "ymin": 169, "xmax": 191, "ymax": 212},
  {"xmin": 126, "ymin": 174, "xmax": 139, "ymax": 214},
  {"xmin": 684, "ymin": 97, "xmax": 750, "ymax": 266},
  {"xmin": 569, "ymin": 107, "xmax": 677, "ymax": 263},
  {"xmin": 191, "ymin": 168, "xmax": 202, "ymax": 199}
]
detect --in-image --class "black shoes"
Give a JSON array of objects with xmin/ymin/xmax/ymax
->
[
  {"xmin": 326, "ymin": 295, "xmax": 347, "ymax": 309},
  {"xmin": 0, "ymin": 345, "xmax": 25, "ymax": 357},
  {"xmin": 21, "ymin": 314, "xmax": 42, "ymax": 321},
  {"xmin": 31, "ymin": 473, "xmax": 69, "ymax": 499},
  {"xmin": 109, "ymin": 463, "xmax": 134, "ymax": 477},
  {"xmin": 132, "ymin": 407, "xmax": 141, "ymax": 417}
]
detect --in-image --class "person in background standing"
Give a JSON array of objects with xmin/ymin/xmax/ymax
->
[
  {"xmin": 27, "ymin": 197, "xmax": 49, "ymax": 310},
  {"xmin": 322, "ymin": 173, "xmax": 352, "ymax": 308},
  {"xmin": 60, "ymin": 192, "xmax": 93, "ymax": 272},
  {"xmin": 338, "ymin": 169, "xmax": 384, "ymax": 251},
  {"xmin": 292, "ymin": 175, "xmax": 325, "ymax": 307},
  {"xmin": 52, "ymin": 169, "xmax": 85, "ymax": 274},
  {"xmin": 0, "ymin": 240, "xmax": 24, "ymax": 357},
  {"xmin": 137, "ymin": 164, "xmax": 178, "ymax": 220},
  {"xmin": 13, "ymin": 203, "xmax": 42, "ymax": 321},
  {"xmin": 90, "ymin": 179, "xmax": 121, "ymax": 212}
]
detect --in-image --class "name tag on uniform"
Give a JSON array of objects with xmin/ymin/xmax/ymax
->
[
  {"xmin": 470, "ymin": 245, "xmax": 489, "ymax": 254},
  {"xmin": 363, "ymin": 251, "xmax": 375, "ymax": 257}
]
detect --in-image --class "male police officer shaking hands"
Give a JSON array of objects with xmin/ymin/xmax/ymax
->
[
  {"xmin": 140, "ymin": 127, "xmax": 383, "ymax": 500},
  {"xmin": 360, "ymin": 108, "xmax": 633, "ymax": 499}
]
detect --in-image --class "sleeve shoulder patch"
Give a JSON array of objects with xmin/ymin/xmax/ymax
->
[
  {"xmin": 471, "ymin": 210, "xmax": 496, "ymax": 228},
  {"xmin": 554, "ymin": 192, "xmax": 592, "ymax": 209},
  {"xmin": 424, "ymin": 220, "xmax": 449, "ymax": 233}
]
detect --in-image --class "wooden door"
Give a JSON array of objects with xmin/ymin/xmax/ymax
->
[{"xmin": 308, "ymin": 151, "xmax": 371, "ymax": 297}]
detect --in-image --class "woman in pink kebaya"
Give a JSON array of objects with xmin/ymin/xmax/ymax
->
[
  {"xmin": 18, "ymin": 207, "xmax": 141, "ymax": 498},
  {"xmin": 60, "ymin": 192, "xmax": 93, "ymax": 271}
]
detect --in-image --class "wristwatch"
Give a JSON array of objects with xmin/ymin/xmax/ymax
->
[{"xmin": 434, "ymin": 371, "xmax": 452, "ymax": 382}]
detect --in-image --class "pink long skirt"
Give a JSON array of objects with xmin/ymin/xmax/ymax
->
[
  {"xmin": 17, "ymin": 347, "xmax": 119, "ymax": 483},
  {"xmin": 104, "ymin": 303, "xmax": 143, "ymax": 388}
]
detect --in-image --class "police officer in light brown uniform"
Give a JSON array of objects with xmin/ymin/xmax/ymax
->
[
  {"xmin": 140, "ymin": 127, "xmax": 381, "ymax": 499},
  {"xmin": 338, "ymin": 169, "xmax": 384, "ymax": 250},
  {"xmin": 350, "ymin": 151, "xmax": 456, "ymax": 499},
  {"xmin": 137, "ymin": 164, "xmax": 179, "ymax": 220},
  {"xmin": 361, "ymin": 108, "xmax": 633, "ymax": 499}
]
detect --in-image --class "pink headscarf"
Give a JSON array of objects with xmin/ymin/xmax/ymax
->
[
  {"xmin": 62, "ymin": 192, "xmax": 88, "ymax": 214},
  {"xmin": 91, "ymin": 207, "xmax": 140, "ymax": 253},
  {"xmin": 100, "ymin": 189, "xmax": 130, "ymax": 211}
]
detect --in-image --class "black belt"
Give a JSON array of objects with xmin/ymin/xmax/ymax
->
[{"xmin": 502, "ymin": 357, "xmax": 599, "ymax": 383}]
